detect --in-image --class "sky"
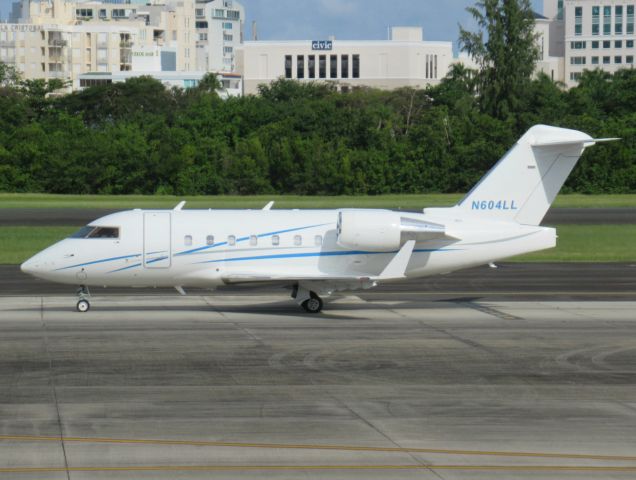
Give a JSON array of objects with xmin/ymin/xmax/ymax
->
[{"xmin": 1, "ymin": 0, "xmax": 544, "ymax": 48}]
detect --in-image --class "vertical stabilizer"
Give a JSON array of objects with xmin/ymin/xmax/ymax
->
[{"xmin": 457, "ymin": 125, "xmax": 596, "ymax": 225}]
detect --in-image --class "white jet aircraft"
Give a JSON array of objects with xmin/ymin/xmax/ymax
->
[{"xmin": 21, "ymin": 125, "xmax": 615, "ymax": 313}]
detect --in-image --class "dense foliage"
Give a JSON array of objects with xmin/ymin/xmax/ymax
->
[{"xmin": 0, "ymin": 67, "xmax": 634, "ymax": 195}]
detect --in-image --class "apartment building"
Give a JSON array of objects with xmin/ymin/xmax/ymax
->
[
  {"xmin": 237, "ymin": 27, "xmax": 453, "ymax": 95},
  {"xmin": 195, "ymin": 0, "xmax": 244, "ymax": 73},
  {"xmin": 1, "ymin": 0, "xmax": 232, "ymax": 90},
  {"xmin": 537, "ymin": 0, "xmax": 636, "ymax": 87}
]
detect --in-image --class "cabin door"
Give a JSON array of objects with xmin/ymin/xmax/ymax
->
[{"xmin": 143, "ymin": 212, "xmax": 172, "ymax": 269}]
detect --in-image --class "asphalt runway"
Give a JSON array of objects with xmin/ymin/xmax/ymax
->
[
  {"xmin": 1, "ymin": 263, "xmax": 635, "ymax": 301},
  {"xmin": 1, "ymin": 207, "xmax": 635, "ymax": 226},
  {"xmin": 1, "ymin": 291, "xmax": 636, "ymax": 479}
]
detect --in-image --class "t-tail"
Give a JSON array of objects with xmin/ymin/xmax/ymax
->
[{"xmin": 454, "ymin": 125, "xmax": 617, "ymax": 226}]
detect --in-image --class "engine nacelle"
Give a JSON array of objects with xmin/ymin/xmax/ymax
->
[{"xmin": 337, "ymin": 210, "xmax": 402, "ymax": 252}]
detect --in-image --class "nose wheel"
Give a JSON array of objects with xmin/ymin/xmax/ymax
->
[{"xmin": 76, "ymin": 285, "xmax": 91, "ymax": 313}]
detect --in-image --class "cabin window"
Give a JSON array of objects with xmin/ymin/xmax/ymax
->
[
  {"xmin": 294, "ymin": 235, "xmax": 302, "ymax": 246},
  {"xmin": 272, "ymin": 235, "xmax": 280, "ymax": 246},
  {"xmin": 314, "ymin": 235, "xmax": 323, "ymax": 246},
  {"xmin": 250, "ymin": 235, "xmax": 258, "ymax": 246},
  {"xmin": 206, "ymin": 235, "xmax": 215, "ymax": 246},
  {"xmin": 69, "ymin": 226, "xmax": 119, "ymax": 239},
  {"xmin": 228, "ymin": 235, "xmax": 236, "ymax": 246},
  {"xmin": 184, "ymin": 235, "xmax": 193, "ymax": 246}
]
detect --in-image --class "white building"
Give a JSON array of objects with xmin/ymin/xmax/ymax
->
[
  {"xmin": 237, "ymin": 27, "xmax": 454, "ymax": 95},
  {"xmin": 78, "ymin": 70, "xmax": 242, "ymax": 97},
  {"xmin": 537, "ymin": 0, "xmax": 636, "ymax": 87},
  {"xmin": 195, "ymin": 0, "xmax": 244, "ymax": 73},
  {"xmin": 1, "ymin": 0, "xmax": 242, "ymax": 91}
]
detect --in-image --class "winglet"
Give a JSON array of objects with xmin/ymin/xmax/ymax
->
[
  {"xmin": 263, "ymin": 201, "xmax": 275, "ymax": 211},
  {"xmin": 378, "ymin": 240, "xmax": 415, "ymax": 280},
  {"xmin": 174, "ymin": 201, "xmax": 186, "ymax": 211}
]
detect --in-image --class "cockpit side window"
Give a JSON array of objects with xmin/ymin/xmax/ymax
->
[
  {"xmin": 69, "ymin": 226, "xmax": 120, "ymax": 239},
  {"xmin": 87, "ymin": 227, "xmax": 119, "ymax": 239}
]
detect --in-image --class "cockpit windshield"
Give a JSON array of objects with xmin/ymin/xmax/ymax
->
[{"xmin": 69, "ymin": 226, "xmax": 120, "ymax": 239}]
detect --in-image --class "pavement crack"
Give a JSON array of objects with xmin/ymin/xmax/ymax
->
[
  {"xmin": 40, "ymin": 297, "xmax": 71, "ymax": 480},
  {"xmin": 327, "ymin": 392, "xmax": 446, "ymax": 480}
]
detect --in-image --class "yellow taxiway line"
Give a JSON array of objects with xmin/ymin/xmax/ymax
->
[{"xmin": 1, "ymin": 434, "xmax": 635, "ymax": 462}]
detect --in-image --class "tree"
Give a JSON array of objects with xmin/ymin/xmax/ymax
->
[
  {"xmin": 0, "ymin": 62, "xmax": 21, "ymax": 88},
  {"xmin": 196, "ymin": 72, "xmax": 221, "ymax": 93},
  {"xmin": 459, "ymin": 0, "xmax": 540, "ymax": 121}
]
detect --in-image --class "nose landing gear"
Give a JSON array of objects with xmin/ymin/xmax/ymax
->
[{"xmin": 76, "ymin": 285, "xmax": 91, "ymax": 312}]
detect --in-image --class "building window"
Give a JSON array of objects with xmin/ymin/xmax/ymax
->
[
  {"xmin": 627, "ymin": 40, "xmax": 634, "ymax": 48},
  {"xmin": 570, "ymin": 41, "xmax": 586, "ymax": 49},
  {"xmin": 330, "ymin": 54, "xmax": 337, "ymax": 78},
  {"xmin": 341, "ymin": 54, "xmax": 349, "ymax": 78},
  {"xmin": 99, "ymin": 9, "xmax": 107, "ymax": 18},
  {"xmin": 224, "ymin": 46, "xmax": 233, "ymax": 54},
  {"xmin": 592, "ymin": 40, "xmax": 599, "ymax": 49},
  {"xmin": 352, "ymin": 54, "xmax": 360, "ymax": 78},
  {"xmin": 615, "ymin": 55, "xmax": 622, "ymax": 64},
  {"xmin": 294, "ymin": 235, "xmax": 302, "ymax": 246},
  {"xmin": 615, "ymin": 40, "xmax": 623, "ymax": 48},
  {"xmin": 184, "ymin": 235, "xmax": 193, "ymax": 246},
  {"xmin": 616, "ymin": 6, "xmax": 623, "ymax": 34},
  {"xmin": 628, "ymin": 6, "xmax": 635, "ymax": 34},
  {"xmin": 575, "ymin": 6, "xmax": 583, "ymax": 35},
  {"xmin": 272, "ymin": 235, "xmax": 280, "ymax": 246},
  {"xmin": 196, "ymin": 8, "xmax": 204, "ymax": 17},
  {"xmin": 228, "ymin": 235, "xmax": 236, "ymax": 246},
  {"xmin": 206, "ymin": 235, "xmax": 215, "ymax": 246},
  {"xmin": 112, "ymin": 9, "xmax": 125, "ymax": 18},
  {"xmin": 227, "ymin": 10, "xmax": 240, "ymax": 20},
  {"xmin": 604, "ymin": 6, "xmax": 611, "ymax": 35},
  {"xmin": 223, "ymin": 33, "xmax": 233, "ymax": 41},
  {"xmin": 557, "ymin": 0, "xmax": 564, "ymax": 19},
  {"xmin": 591, "ymin": 56, "xmax": 599, "ymax": 64},
  {"xmin": 627, "ymin": 55, "xmax": 634, "ymax": 64},
  {"xmin": 308, "ymin": 55, "xmax": 315, "ymax": 78},
  {"xmin": 603, "ymin": 40, "xmax": 611, "ymax": 48},
  {"xmin": 285, "ymin": 55, "xmax": 292, "ymax": 78},
  {"xmin": 222, "ymin": 22, "xmax": 233, "ymax": 29},
  {"xmin": 250, "ymin": 235, "xmax": 257, "ymax": 246},
  {"xmin": 75, "ymin": 8, "xmax": 93, "ymax": 18},
  {"xmin": 199, "ymin": 33, "xmax": 208, "ymax": 41},
  {"xmin": 319, "ymin": 55, "xmax": 327, "ymax": 78},
  {"xmin": 214, "ymin": 9, "xmax": 224, "ymax": 18},
  {"xmin": 570, "ymin": 56, "xmax": 586, "ymax": 65},
  {"xmin": 592, "ymin": 6, "xmax": 600, "ymax": 35},
  {"xmin": 570, "ymin": 72, "xmax": 582, "ymax": 81},
  {"xmin": 297, "ymin": 55, "xmax": 304, "ymax": 79},
  {"xmin": 603, "ymin": 56, "xmax": 611, "ymax": 64}
]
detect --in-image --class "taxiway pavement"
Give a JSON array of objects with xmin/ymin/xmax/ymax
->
[{"xmin": 1, "ymin": 275, "xmax": 636, "ymax": 478}]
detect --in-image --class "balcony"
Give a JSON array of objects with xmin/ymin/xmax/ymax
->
[{"xmin": 48, "ymin": 39, "xmax": 68, "ymax": 47}]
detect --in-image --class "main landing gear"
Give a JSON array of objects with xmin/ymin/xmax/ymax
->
[
  {"xmin": 293, "ymin": 286, "xmax": 324, "ymax": 314},
  {"xmin": 76, "ymin": 285, "xmax": 91, "ymax": 312}
]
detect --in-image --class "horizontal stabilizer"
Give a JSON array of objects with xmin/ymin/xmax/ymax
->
[{"xmin": 530, "ymin": 138, "xmax": 620, "ymax": 147}]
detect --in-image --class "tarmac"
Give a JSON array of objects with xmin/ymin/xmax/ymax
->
[
  {"xmin": 1, "ymin": 264, "xmax": 636, "ymax": 479},
  {"xmin": 1, "ymin": 207, "xmax": 635, "ymax": 226}
]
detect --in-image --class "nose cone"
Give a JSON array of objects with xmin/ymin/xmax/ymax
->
[{"xmin": 20, "ymin": 256, "xmax": 40, "ymax": 276}]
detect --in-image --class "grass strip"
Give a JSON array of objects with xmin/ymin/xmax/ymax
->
[
  {"xmin": 1, "ymin": 193, "xmax": 636, "ymax": 209},
  {"xmin": 1, "ymin": 225, "xmax": 633, "ymax": 265}
]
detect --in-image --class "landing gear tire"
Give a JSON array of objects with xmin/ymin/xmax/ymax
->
[
  {"xmin": 76, "ymin": 299, "xmax": 90, "ymax": 313},
  {"xmin": 301, "ymin": 293, "xmax": 323, "ymax": 314}
]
